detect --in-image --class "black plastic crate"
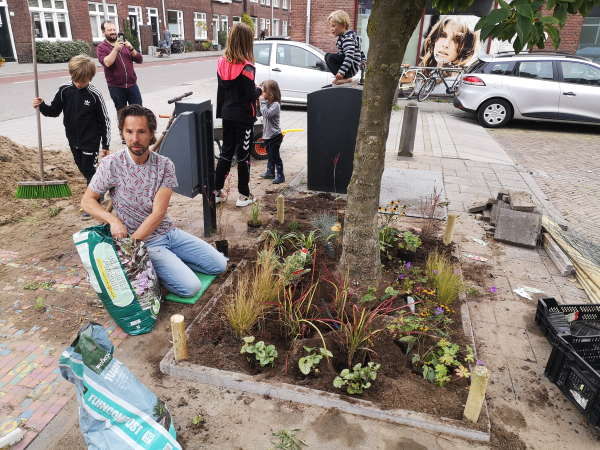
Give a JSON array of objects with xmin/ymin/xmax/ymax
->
[{"xmin": 545, "ymin": 335, "xmax": 600, "ymax": 434}]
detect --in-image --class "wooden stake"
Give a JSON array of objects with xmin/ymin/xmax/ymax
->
[
  {"xmin": 170, "ymin": 314, "xmax": 187, "ymax": 360},
  {"xmin": 443, "ymin": 214, "xmax": 456, "ymax": 246},
  {"xmin": 464, "ymin": 365, "xmax": 490, "ymax": 423},
  {"xmin": 277, "ymin": 195, "xmax": 285, "ymax": 224}
]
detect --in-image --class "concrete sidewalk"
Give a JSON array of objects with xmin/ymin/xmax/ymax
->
[{"xmin": 0, "ymin": 50, "xmax": 224, "ymax": 79}]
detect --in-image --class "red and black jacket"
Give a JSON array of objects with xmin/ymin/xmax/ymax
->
[{"xmin": 216, "ymin": 57, "xmax": 262, "ymax": 126}]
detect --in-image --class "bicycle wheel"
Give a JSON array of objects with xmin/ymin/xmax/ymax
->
[
  {"xmin": 402, "ymin": 72, "xmax": 426, "ymax": 99},
  {"xmin": 418, "ymin": 77, "xmax": 436, "ymax": 102}
]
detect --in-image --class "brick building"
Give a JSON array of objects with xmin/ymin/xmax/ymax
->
[
  {"xmin": 0, "ymin": 0, "xmax": 292, "ymax": 63},
  {"xmin": 289, "ymin": 1, "xmax": 600, "ymax": 66}
]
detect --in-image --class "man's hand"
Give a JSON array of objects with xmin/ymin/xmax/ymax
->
[
  {"xmin": 124, "ymin": 40, "xmax": 134, "ymax": 51},
  {"xmin": 110, "ymin": 219, "xmax": 128, "ymax": 239},
  {"xmin": 102, "ymin": 149, "xmax": 110, "ymax": 157},
  {"xmin": 33, "ymin": 97, "xmax": 43, "ymax": 108},
  {"xmin": 113, "ymin": 40, "xmax": 124, "ymax": 52}
]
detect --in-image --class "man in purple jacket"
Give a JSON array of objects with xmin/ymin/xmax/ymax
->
[{"xmin": 97, "ymin": 21, "xmax": 143, "ymax": 116}]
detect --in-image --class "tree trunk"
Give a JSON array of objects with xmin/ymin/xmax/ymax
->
[{"xmin": 340, "ymin": 0, "xmax": 425, "ymax": 285}]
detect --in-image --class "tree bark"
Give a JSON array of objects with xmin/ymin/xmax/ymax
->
[{"xmin": 340, "ymin": 0, "xmax": 426, "ymax": 285}]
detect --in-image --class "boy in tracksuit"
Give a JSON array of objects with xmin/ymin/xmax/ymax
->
[
  {"xmin": 33, "ymin": 55, "xmax": 110, "ymax": 219},
  {"xmin": 325, "ymin": 10, "xmax": 367, "ymax": 85},
  {"xmin": 215, "ymin": 23, "xmax": 263, "ymax": 207}
]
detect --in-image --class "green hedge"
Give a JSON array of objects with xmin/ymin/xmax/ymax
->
[{"xmin": 36, "ymin": 40, "xmax": 91, "ymax": 63}]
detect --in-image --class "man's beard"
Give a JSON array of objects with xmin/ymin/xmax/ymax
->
[
  {"xmin": 128, "ymin": 142, "xmax": 150, "ymax": 157},
  {"xmin": 105, "ymin": 34, "xmax": 117, "ymax": 43}
]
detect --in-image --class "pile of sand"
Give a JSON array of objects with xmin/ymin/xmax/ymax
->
[{"xmin": 0, "ymin": 135, "xmax": 86, "ymax": 222}]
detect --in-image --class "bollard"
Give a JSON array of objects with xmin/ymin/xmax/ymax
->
[
  {"xmin": 277, "ymin": 195, "xmax": 285, "ymax": 224},
  {"xmin": 464, "ymin": 365, "xmax": 490, "ymax": 423},
  {"xmin": 398, "ymin": 100, "xmax": 419, "ymax": 157},
  {"xmin": 443, "ymin": 214, "xmax": 457, "ymax": 246},
  {"xmin": 170, "ymin": 314, "xmax": 188, "ymax": 360}
]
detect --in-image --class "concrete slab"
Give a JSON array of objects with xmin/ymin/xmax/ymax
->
[
  {"xmin": 379, "ymin": 168, "xmax": 447, "ymax": 220},
  {"xmin": 468, "ymin": 201, "xmax": 489, "ymax": 213},
  {"xmin": 495, "ymin": 209, "xmax": 542, "ymax": 249},
  {"xmin": 508, "ymin": 191, "xmax": 536, "ymax": 212}
]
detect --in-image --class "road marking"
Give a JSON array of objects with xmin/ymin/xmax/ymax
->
[{"xmin": 13, "ymin": 80, "xmax": 33, "ymax": 84}]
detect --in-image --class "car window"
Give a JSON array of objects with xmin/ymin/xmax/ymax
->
[
  {"xmin": 254, "ymin": 44, "xmax": 271, "ymax": 66},
  {"xmin": 466, "ymin": 59, "xmax": 485, "ymax": 73},
  {"xmin": 484, "ymin": 62, "xmax": 513, "ymax": 75},
  {"xmin": 276, "ymin": 44, "xmax": 321, "ymax": 70},
  {"xmin": 518, "ymin": 61, "xmax": 554, "ymax": 80},
  {"xmin": 561, "ymin": 61, "xmax": 600, "ymax": 86}
]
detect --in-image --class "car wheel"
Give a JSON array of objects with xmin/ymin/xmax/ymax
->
[{"xmin": 478, "ymin": 99, "xmax": 511, "ymax": 128}]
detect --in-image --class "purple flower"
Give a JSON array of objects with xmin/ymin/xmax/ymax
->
[
  {"xmin": 435, "ymin": 307, "xmax": 444, "ymax": 316},
  {"xmin": 406, "ymin": 262, "xmax": 411, "ymax": 269},
  {"xmin": 477, "ymin": 360, "xmax": 483, "ymax": 365},
  {"xmin": 490, "ymin": 287, "xmax": 497, "ymax": 293},
  {"xmin": 398, "ymin": 274, "xmax": 405, "ymax": 279},
  {"xmin": 454, "ymin": 269, "xmax": 460, "ymax": 274},
  {"xmin": 434, "ymin": 270, "xmax": 438, "ymax": 275}
]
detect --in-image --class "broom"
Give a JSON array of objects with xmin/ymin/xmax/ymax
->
[{"xmin": 15, "ymin": 13, "xmax": 71, "ymax": 199}]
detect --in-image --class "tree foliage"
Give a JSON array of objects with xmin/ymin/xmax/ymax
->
[{"xmin": 242, "ymin": 13, "xmax": 255, "ymax": 35}]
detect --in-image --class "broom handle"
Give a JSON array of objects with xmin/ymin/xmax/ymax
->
[{"xmin": 31, "ymin": 13, "xmax": 45, "ymax": 183}]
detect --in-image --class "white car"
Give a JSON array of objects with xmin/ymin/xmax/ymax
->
[{"xmin": 254, "ymin": 39, "xmax": 361, "ymax": 104}]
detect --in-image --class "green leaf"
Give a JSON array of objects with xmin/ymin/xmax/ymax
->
[
  {"xmin": 545, "ymin": 23, "xmax": 560, "ymax": 48},
  {"xmin": 516, "ymin": 3, "xmax": 533, "ymax": 18},
  {"xmin": 303, "ymin": 346, "xmax": 314, "ymax": 353},
  {"xmin": 320, "ymin": 348, "xmax": 333, "ymax": 357},
  {"xmin": 486, "ymin": 7, "xmax": 511, "ymax": 24},
  {"xmin": 554, "ymin": 4, "xmax": 568, "ymax": 25},
  {"xmin": 399, "ymin": 336, "xmax": 417, "ymax": 343},
  {"xmin": 412, "ymin": 353, "xmax": 421, "ymax": 364},
  {"xmin": 474, "ymin": 15, "xmax": 487, "ymax": 32},
  {"xmin": 513, "ymin": 36, "xmax": 523, "ymax": 54},
  {"xmin": 531, "ymin": 0, "xmax": 545, "ymax": 11},
  {"xmin": 540, "ymin": 16, "xmax": 560, "ymax": 24},
  {"xmin": 340, "ymin": 369, "xmax": 350, "ymax": 378},
  {"xmin": 242, "ymin": 336, "xmax": 255, "ymax": 344},
  {"xmin": 546, "ymin": 0, "xmax": 556, "ymax": 10},
  {"xmin": 333, "ymin": 376, "xmax": 344, "ymax": 388},
  {"xmin": 516, "ymin": 14, "xmax": 532, "ymax": 44},
  {"xmin": 298, "ymin": 357, "xmax": 312, "ymax": 375},
  {"xmin": 369, "ymin": 371, "xmax": 377, "ymax": 380}
]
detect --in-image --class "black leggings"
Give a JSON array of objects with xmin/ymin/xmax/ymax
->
[
  {"xmin": 70, "ymin": 146, "xmax": 98, "ymax": 185},
  {"xmin": 265, "ymin": 133, "xmax": 283, "ymax": 166},
  {"xmin": 215, "ymin": 119, "xmax": 253, "ymax": 197},
  {"xmin": 324, "ymin": 52, "xmax": 357, "ymax": 78}
]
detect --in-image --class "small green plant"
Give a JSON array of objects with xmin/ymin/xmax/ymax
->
[
  {"xmin": 201, "ymin": 41, "xmax": 212, "ymax": 51},
  {"xmin": 274, "ymin": 281, "xmax": 320, "ymax": 339},
  {"xmin": 192, "ymin": 413, "xmax": 204, "ymax": 425},
  {"xmin": 24, "ymin": 282, "xmax": 39, "ymax": 290},
  {"xmin": 426, "ymin": 250, "xmax": 463, "ymax": 306},
  {"xmin": 333, "ymin": 362, "xmax": 380, "ymax": 394},
  {"xmin": 47, "ymin": 206, "xmax": 62, "ymax": 218},
  {"xmin": 35, "ymin": 40, "xmax": 91, "ymax": 63},
  {"xmin": 22, "ymin": 216, "xmax": 39, "ymax": 226},
  {"xmin": 311, "ymin": 212, "xmax": 338, "ymax": 243},
  {"xmin": 287, "ymin": 221, "xmax": 303, "ymax": 232},
  {"xmin": 122, "ymin": 18, "xmax": 140, "ymax": 52},
  {"xmin": 293, "ymin": 230, "xmax": 318, "ymax": 254},
  {"xmin": 466, "ymin": 285, "xmax": 480, "ymax": 296},
  {"xmin": 240, "ymin": 336, "xmax": 278, "ymax": 367},
  {"xmin": 398, "ymin": 231, "xmax": 422, "ymax": 252},
  {"xmin": 418, "ymin": 340, "xmax": 473, "ymax": 387},
  {"xmin": 184, "ymin": 40, "xmax": 194, "ymax": 53},
  {"xmin": 246, "ymin": 199, "xmax": 261, "ymax": 227},
  {"xmin": 298, "ymin": 346, "xmax": 332, "ymax": 375},
  {"xmin": 34, "ymin": 297, "xmax": 45, "ymax": 310},
  {"xmin": 279, "ymin": 249, "xmax": 310, "ymax": 286},
  {"xmin": 393, "ymin": 104, "xmax": 402, "ymax": 111},
  {"xmin": 218, "ymin": 29, "xmax": 228, "ymax": 47},
  {"xmin": 264, "ymin": 230, "xmax": 294, "ymax": 256},
  {"xmin": 270, "ymin": 429, "xmax": 308, "ymax": 450}
]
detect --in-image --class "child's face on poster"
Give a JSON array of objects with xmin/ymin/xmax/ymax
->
[{"xmin": 434, "ymin": 22, "xmax": 459, "ymax": 63}]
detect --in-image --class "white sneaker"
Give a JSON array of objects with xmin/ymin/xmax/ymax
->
[
  {"xmin": 215, "ymin": 190, "xmax": 225, "ymax": 204},
  {"xmin": 236, "ymin": 194, "xmax": 257, "ymax": 207}
]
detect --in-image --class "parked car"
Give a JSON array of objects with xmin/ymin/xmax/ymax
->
[
  {"xmin": 254, "ymin": 39, "xmax": 360, "ymax": 104},
  {"xmin": 453, "ymin": 52, "xmax": 600, "ymax": 128}
]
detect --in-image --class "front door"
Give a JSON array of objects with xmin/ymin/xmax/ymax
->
[
  {"xmin": 0, "ymin": 7, "xmax": 15, "ymax": 62},
  {"xmin": 128, "ymin": 15, "xmax": 139, "ymax": 50},
  {"xmin": 270, "ymin": 43, "xmax": 329, "ymax": 101},
  {"xmin": 558, "ymin": 60, "xmax": 600, "ymax": 123},
  {"xmin": 150, "ymin": 16, "xmax": 158, "ymax": 47},
  {"xmin": 508, "ymin": 60, "xmax": 560, "ymax": 119}
]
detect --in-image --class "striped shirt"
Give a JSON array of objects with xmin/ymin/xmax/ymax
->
[{"xmin": 335, "ymin": 30, "xmax": 366, "ymax": 76}]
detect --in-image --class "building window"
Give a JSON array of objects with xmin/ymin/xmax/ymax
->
[
  {"xmin": 88, "ymin": 2, "xmax": 117, "ymax": 42},
  {"xmin": 233, "ymin": 16, "xmax": 241, "ymax": 26},
  {"xmin": 282, "ymin": 0, "xmax": 288, "ymax": 9},
  {"xmin": 578, "ymin": 15, "xmax": 600, "ymax": 64},
  {"xmin": 265, "ymin": 19, "xmax": 270, "ymax": 36},
  {"xmin": 212, "ymin": 14, "xmax": 219, "ymax": 43},
  {"xmin": 167, "ymin": 10, "xmax": 184, "ymax": 38},
  {"xmin": 266, "ymin": 0, "xmax": 270, "ymax": 6},
  {"xmin": 260, "ymin": 18, "xmax": 265, "ymax": 34},
  {"xmin": 273, "ymin": 0, "xmax": 279, "ymax": 7},
  {"xmin": 29, "ymin": 0, "xmax": 71, "ymax": 41},
  {"xmin": 282, "ymin": 20, "xmax": 287, "ymax": 36},
  {"xmin": 252, "ymin": 17, "xmax": 258, "ymax": 37},
  {"xmin": 221, "ymin": 15, "xmax": 228, "ymax": 34},
  {"xmin": 273, "ymin": 19, "xmax": 279, "ymax": 36},
  {"xmin": 194, "ymin": 12, "xmax": 207, "ymax": 40},
  {"xmin": 250, "ymin": 0, "xmax": 258, "ymax": 3},
  {"xmin": 260, "ymin": 0, "xmax": 265, "ymax": 5}
]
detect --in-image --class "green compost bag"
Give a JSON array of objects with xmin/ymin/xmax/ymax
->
[
  {"xmin": 59, "ymin": 322, "xmax": 181, "ymax": 450},
  {"xmin": 73, "ymin": 224, "xmax": 160, "ymax": 335}
]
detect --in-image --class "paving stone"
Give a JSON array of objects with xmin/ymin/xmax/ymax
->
[
  {"xmin": 468, "ymin": 201, "xmax": 488, "ymax": 213},
  {"xmin": 483, "ymin": 208, "xmax": 492, "ymax": 222},
  {"xmin": 491, "ymin": 201, "xmax": 511, "ymax": 226},
  {"xmin": 474, "ymin": 213, "xmax": 483, "ymax": 220},
  {"xmin": 494, "ymin": 208, "xmax": 542, "ymax": 248},
  {"xmin": 497, "ymin": 189, "xmax": 508, "ymax": 200},
  {"xmin": 484, "ymin": 225, "xmax": 496, "ymax": 233},
  {"xmin": 502, "ymin": 195, "xmax": 509, "ymax": 202},
  {"xmin": 487, "ymin": 197, "xmax": 499, "ymax": 205},
  {"xmin": 508, "ymin": 190, "xmax": 536, "ymax": 212}
]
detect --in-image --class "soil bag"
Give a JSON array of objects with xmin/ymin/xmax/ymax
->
[
  {"xmin": 73, "ymin": 224, "xmax": 160, "ymax": 335},
  {"xmin": 60, "ymin": 322, "xmax": 181, "ymax": 450}
]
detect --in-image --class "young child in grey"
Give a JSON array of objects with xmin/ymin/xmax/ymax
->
[{"xmin": 258, "ymin": 80, "xmax": 285, "ymax": 184}]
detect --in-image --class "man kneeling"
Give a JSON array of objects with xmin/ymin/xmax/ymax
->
[{"xmin": 81, "ymin": 104, "xmax": 227, "ymax": 297}]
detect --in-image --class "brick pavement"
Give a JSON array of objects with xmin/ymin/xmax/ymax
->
[{"xmin": 488, "ymin": 122, "xmax": 600, "ymax": 246}]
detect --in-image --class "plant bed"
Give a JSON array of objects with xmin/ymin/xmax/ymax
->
[{"xmin": 160, "ymin": 193, "xmax": 490, "ymax": 440}]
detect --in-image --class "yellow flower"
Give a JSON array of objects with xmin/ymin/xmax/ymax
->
[
  {"xmin": 389, "ymin": 201, "xmax": 394, "ymax": 206},
  {"xmin": 424, "ymin": 327, "xmax": 428, "ymax": 331}
]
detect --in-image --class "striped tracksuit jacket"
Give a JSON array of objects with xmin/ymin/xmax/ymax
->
[{"xmin": 336, "ymin": 30, "xmax": 367, "ymax": 77}]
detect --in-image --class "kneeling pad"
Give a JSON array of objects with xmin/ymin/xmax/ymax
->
[{"xmin": 165, "ymin": 271, "xmax": 217, "ymax": 305}]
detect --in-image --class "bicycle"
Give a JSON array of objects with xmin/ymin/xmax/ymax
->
[
  {"xmin": 398, "ymin": 64, "xmax": 427, "ymax": 99},
  {"xmin": 417, "ymin": 53, "xmax": 466, "ymax": 102},
  {"xmin": 170, "ymin": 38, "xmax": 185, "ymax": 54}
]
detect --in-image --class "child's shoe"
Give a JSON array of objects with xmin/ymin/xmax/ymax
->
[
  {"xmin": 260, "ymin": 163, "xmax": 275, "ymax": 179},
  {"xmin": 272, "ymin": 165, "xmax": 285, "ymax": 184},
  {"xmin": 215, "ymin": 190, "xmax": 225, "ymax": 203},
  {"xmin": 236, "ymin": 194, "xmax": 257, "ymax": 207}
]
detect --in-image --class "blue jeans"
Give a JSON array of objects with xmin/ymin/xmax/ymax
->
[
  {"xmin": 146, "ymin": 228, "xmax": 227, "ymax": 297},
  {"xmin": 108, "ymin": 84, "xmax": 143, "ymax": 114}
]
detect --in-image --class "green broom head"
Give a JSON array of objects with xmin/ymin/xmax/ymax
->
[{"xmin": 15, "ymin": 181, "xmax": 72, "ymax": 199}]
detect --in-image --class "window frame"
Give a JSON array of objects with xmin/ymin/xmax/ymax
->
[
  {"xmin": 273, "ymin": 0, "xmax": 279, "ymax": 7},
  {"xmin": 252, "ymin": 17, "xmax": 258, "ymax": 38},
  {"xmin": 265, "ymin": 18, "xmax": 270, "ymax": 36},
  {"xmin": 29, "ymin": 0, "xmax": 72, "ymax": 41},
  {"xmin": 273, "ymin": 18, "xmax": 279, "ymax": 37},
  {"xmin": 194, "ymin": 12, "xmax": 207, "ymax": 40},
  {"xmin": 282, "ymin": 20, "xmax": 287, "ymax": 36},
  {"xmin": 515, "ymin": 60, "xmax": 557, "ymax": 82},
  {"xmin": 167, "ymin": 9, "xmax": 184, "ymax": 39},
  {"xmin": 221, "ymin": 15, "xmax": 228, "ymax": 34},
  {"xmin": 88, "ymin": 2, "xmax": 118, "ymax": 42},
  {"xmin": 558, "ymin": 60, "xmax": 600, "ymax": 86},
  {"xmin": 282, "ymin": 0, "xmax": 288, "ymax": 9},
  {"xmin": 482, "ymin": 61, "xmax": 515, "ymax": 76}
]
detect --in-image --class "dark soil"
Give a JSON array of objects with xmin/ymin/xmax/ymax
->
[{"xmin": 185, "ymin": 193, "xmax": 486, "ymax": 430}]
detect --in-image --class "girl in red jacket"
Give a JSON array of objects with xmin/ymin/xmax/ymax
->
[{"xmin": 215, "ymin": 23, "xmax": 262, "ymax": 207}]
